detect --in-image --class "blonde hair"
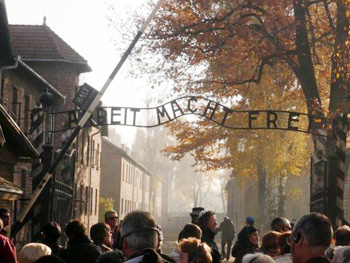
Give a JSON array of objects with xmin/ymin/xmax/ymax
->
[
  {"xmin": 19, "ymin": 243, "xmax": 51, "ymax": 263},
  {"xmin": 178, "ymin": 237, "xmax": 212, "ymax": 263}
]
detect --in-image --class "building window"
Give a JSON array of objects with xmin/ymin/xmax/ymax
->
[
  {"xmin": 90, "ymin": 187, "xmax": 93, "ymax": 214},
  {"xmin": 95, "ymin": 189, "xmax": 98, "ymax": 215},
  {"xmin": 122, "ymin": 162, "xmax": 124, "ymax": 181},
  {"xmin": 81, "ymin": 135, "xmax": 85, "ymax": 164},
  {"xmin": 80, "ymin": 184, "xmax": 84, "ymax": 214},
  {"xmin": 96, "ymin": 143, "xmax": 100, "ymax": 169},
  {"xmin": 11, "ymin": 86, "xmax": 21, "ymax": 125},
  {"xmin": 85, "ymin": 186, "xmax": 89, "ymax": 214},
  {"xmin": 24, "ymin": 95, "xmax": 30, "ymax": 134},
  {"xmin": 86, "ymin": 136, "xmax": 90, "ymax": 165},
  {"xmin": 91, "ymin": 140, "xmax": 95, "ymax": 168}
]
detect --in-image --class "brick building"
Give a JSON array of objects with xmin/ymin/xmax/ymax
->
[
  {"xmin": 0, "ymin": 1, "xmax": 103, "ymax": 243},
  {"xmin": 101, "ymin": 138, "xmax": 162, "ymax": 219}
]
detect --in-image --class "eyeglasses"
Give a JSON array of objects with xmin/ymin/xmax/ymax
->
[{"xmin": 107, "ymin": 217, "xmax": 118, "ymax": 220}]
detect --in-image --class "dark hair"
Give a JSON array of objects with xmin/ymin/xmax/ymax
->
[
  {"xmin": 35, "ymin": 255, "xmax": 65, "ymax": 263},
  {"xmin": 271, "ymin": 218, "xmax": 284, "ymax": 231},
  {"xmin": 42, "ymin": 222, "xmax": 62, "ymax": 241},
  {"xmin": 294, "ymin": 213, "xmax": 333, "ymax": 248},
  {"xmin": 65, "ymin": 220, "xmax": 85, "ymax": 238},
  {"xmin": 90, "ymin": 223, "xmax": 110, "ymax": 245},
  {"xmin": 335, "ymin": 226, "xmax": 350, "ymax": 246},
  {"xmin": 0, "ymin": 208, "xmax": 9, "ymax": 217},
  {"xmin": 278, "ymin": 231, "xmax": 292, "ymax": 254},
  {"xmin": 105, "ymin": 210, "xmax": 118, "ymax": 221},
  {"xmin": 198, "ymin": 211, "xmax": 215, "ymax": 229},
  {"xmin": 178, "ymin": 223, "xmax": 202, "ymax": 241},
  {"xmin": 247, "ymin": 226, "xmax": 258, "ymax": 236}
]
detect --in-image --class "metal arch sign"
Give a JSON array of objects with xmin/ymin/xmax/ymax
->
[{"xmin": 52, "ymin": 96, "xmax": 331, "ymax": 136}]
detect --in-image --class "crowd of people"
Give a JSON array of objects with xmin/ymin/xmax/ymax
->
[{"xmin": 1, "ymin": 207, "xmax": 350, "ymax": 263}]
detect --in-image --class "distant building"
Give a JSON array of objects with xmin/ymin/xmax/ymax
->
[{"xmin": 101, "ymin": 138, "xmax": 161, "ymax": 219}]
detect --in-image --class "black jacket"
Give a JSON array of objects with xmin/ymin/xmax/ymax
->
[
  {"xmin": 218, "ymin": 219, "xmax": 236, "ymax": 241},
  {"xmin": 201, "ymin": 227, "xmax": 221, "ymax": 263},
  {"xmin": 125, "ymin": 249, "xmax": 172, "ymax": 263},
  {"xmin": 61, "ymin": 234, "xmax": 101, "ymax": 263},
  {"xmin": 231, "ymin": 227, "xmax": 258, "ymax": 263}
]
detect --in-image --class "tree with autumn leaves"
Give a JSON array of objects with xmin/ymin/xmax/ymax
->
[{"xmin": 109, "ymin": 0, "xmax": 350, "ymax": 220}]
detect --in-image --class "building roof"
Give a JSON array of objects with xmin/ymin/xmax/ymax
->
[
  {"xmin": 0, "ymin": 177, "xmax": 23, "ymax": 200},
  {"xmin": 0, "ymin": 104, "xmax": 40, "ymax": 161},
  {"xmin": 9, "ymin": 24, "xmax": 91, "ymax": 72},
  {"xmin": 0, "ymin": 0, "xmax": 14, "ymax": 66},
  {"xmin": 102, "ymin": 137, "xmax": 153, "ymax": 176}
]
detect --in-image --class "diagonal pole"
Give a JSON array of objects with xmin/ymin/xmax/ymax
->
[{"xmin": 11, "ymin": 0, "xmax": 166, "ymax": 237}]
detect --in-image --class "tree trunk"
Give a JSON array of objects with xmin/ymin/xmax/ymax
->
[
  {"xmin": 329, "ymin": 1, "xmax": 349, "ymax": 113},
  {"xmin": 257, "ymin": 159, "xmax": 266, "ymax": 228},
  {"xmin": 278, "ymin": 175, "xmax": 287, "ymax": 216},
  {"xmin": 291, "ymin": 0, "xmax": 323, "ymax": 116}
]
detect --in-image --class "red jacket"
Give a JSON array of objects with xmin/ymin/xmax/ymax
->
[{"xmin": 0, "ymin": 233, "xmax": 17, "ymax": 263}]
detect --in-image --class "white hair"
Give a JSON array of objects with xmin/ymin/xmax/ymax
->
[
  {"xmin": 243, "ymin": 253, "xmax": 275, "ymax": 263},
  {"xmin": 19, "ymin": 243, "xmax": 51, "ymax": 263}
]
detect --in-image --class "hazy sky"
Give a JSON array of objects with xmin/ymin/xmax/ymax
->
[{"xmin": 6, "ymin": 0, "xmax": 154, "ymax": 145}]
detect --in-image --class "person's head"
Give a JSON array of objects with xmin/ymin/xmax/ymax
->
[
  {"xmin": 247, "ymin": 226, "xmax": 259, "ymax": 245},
  {"xmin": 198, "ymin": 211, "xmax": 217, "ymax": 232},
  {"xmin": 332, "ymin": 246, "xmax": 350, "ymax": 263},
  {"xmin": 41, "ymin": 222, "xmax": 61, "ymax": 242},
  {"xmin": 242, "ymin": 253, "xmax": 275, "ymax": 263},
  {"xmin": 190, "ymin": 207, "xmax": 205, "ymax": 225},
  {"xmin": 34, "ymin": 255, "xmax": 65, "ymax": 263},
  {"xmin": 105, "ymin": 210, "xmax": 119, "ymax": 229},
  {"xmin": 271, "ymin": 218, "xmax": 284, "ymax": 233},
  {"xmin": 65, "ymin": 220, "xmax": 86, "ymax": 240},
  {"xmin": 120, "ymin": 210, "xmax": 158, "ymax": 259},
  {"xmin": 261, "ymin": 231, "xmax": 281, "ymax": 258},
  {"xmin": 224, "ymin": 216, "xmax": 229, "ymax": 222},
  {"xmin": 178, "ymin": 237, "xmax": 212, "ymax": 263},
  {"xmin": 277, "ymin": 231, "xmax": 292, "ymax": 255},
  {"xmin": 246, "ymin": 216, "xmax": 255, "ymax": 226},
  {"xmin": 0, "ymin": 208, "xmax": 10, "ymax": 227},
  {"xmin": 334, "ymin": 225, "xmax": 350, "ymax": 246},
  {"xmin": 90, "ymin": 222, "xmax": 112, "ymax": 246},
  {"xmin": 19, "ymin": 243, "xmax": 51, "ymax": 263},
  {"xmin": 289, "ymin": 213, "xmax": 333, "ymax": 263},
  {"xmin": 178, "ymin": 223, "xmax": 202, "ymax": 242}
]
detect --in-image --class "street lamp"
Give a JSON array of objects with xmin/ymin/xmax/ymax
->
[{"xmin": 39, "ymin": 88, "xmax": 54, "ymax": 110}]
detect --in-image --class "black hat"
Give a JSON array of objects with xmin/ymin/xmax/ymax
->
[{"xmin": 190, "ymin": 207, "xmax": 205, "ymax": 217}]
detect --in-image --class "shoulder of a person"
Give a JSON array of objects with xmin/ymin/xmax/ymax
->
[
  {"xmin": 124, "ymin": 255, "xmax": 144, "ymax": 263},
  {"xmin": 305, "ymin": 256, "xmax": 331, "ymax": 263}
]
